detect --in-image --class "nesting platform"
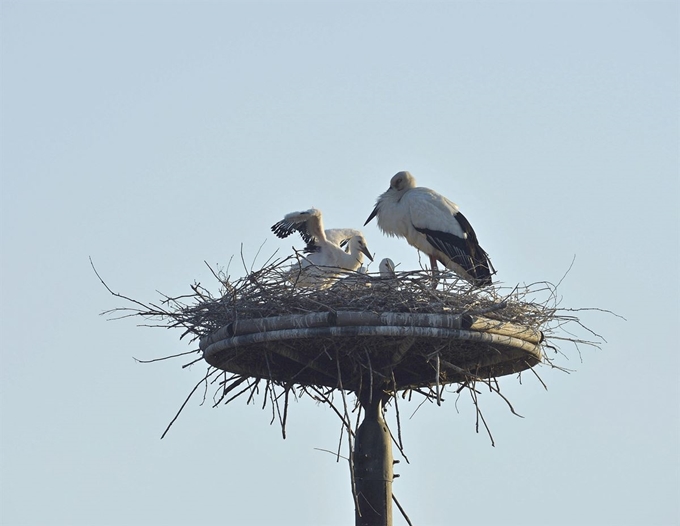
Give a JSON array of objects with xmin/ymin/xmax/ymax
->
[{"xmin": 199, "ymin": 310, "xmax": 542, "ymax": 392}]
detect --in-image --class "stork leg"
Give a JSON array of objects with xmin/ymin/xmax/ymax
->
[{"xmin": 429, "ymin": 255, "xmax": 439, "ymax": 289}]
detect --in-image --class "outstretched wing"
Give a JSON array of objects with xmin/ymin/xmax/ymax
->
[{"xmin": 271, "ymin": 208, "xmax": 325, "ymax": 245}]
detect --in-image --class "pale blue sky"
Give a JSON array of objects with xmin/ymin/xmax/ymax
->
[{"xmin": 1, "ymin": 2, "xmax": 678, "ymax": 525}]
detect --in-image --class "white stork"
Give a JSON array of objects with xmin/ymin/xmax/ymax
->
[
  {"xmin": 357, "ymin": 258, "xmax": 397, "ymax": 278},
  {"xmin": 378, "ymin": 257, "xmax": 397, "ymax": 279},
  {"xmin": 325, "ymin": 228, "xmax": 365, "ymax": 248},
  {"xmin": 331, "ymin": 257, "xmax": 398, "ymax": 291},
  {"xmin": 364, "ymin": 171, "xmax": 494, "ymax": 287},
  {"xmin": 271, "ymin": 208, "xmax": 373, "ymax": 287}
]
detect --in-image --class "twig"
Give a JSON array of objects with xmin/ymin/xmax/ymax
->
[
  {"xmin": 392, "ymin": 494, "xmax": 414, "ymax": 526},
  {"xmin": 336, "ymin": 349, "xmax": 360, "ymax": 516},
  {"xmin": 314, "ymin": 448, "xmax": 349, "ymax": 461},
  {"xmin": 308, "ymin": 385, "xmax": 354, "ymax": 435},
  {"xmin": 390, "ymin": 369, "xmax": 407, "ymax": 462},
  {"xmin": 384, "ymin": 419, "xmax": 410, "ymax": 465},
  {"xmin": 525, "ymin": 360, "xmax": 549, "ymax": 390},
  {"xmin": 212, "ymin": 375, "xmax": 248, "ymax": 408},
  {"xmin": 470, "ymin": 384, "xmax": 495, "ymax": 447},
  {"xmin": 133, "ymin": 349, "xmax": 199, "ymax": 363},
  {"xmin": 223, "ymin": 381, "xmax": 256, "ymax": 406},
  {"xmin": 435, "ymin": 353, "xmax": 441, "ymax": 406},
  {"xmin": 161, "ymin": 368, "xmax": 217, "ymax": 439}
]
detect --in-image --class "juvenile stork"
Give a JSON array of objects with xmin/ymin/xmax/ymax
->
[
  {"xmin": 378, "ymin": 258, "xmax": 397, "ymax": 279},
  {"xmin": 272, "ymin": 208, "xmax": 373, "ymax": 287},
  {"xmin": 364, "ymin": 171, "xmax": 494, "ymax": 287}
]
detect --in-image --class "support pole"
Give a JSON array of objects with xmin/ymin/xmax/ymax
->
[{"xmin": 353, "ymin": 390, "xmax": 393, "ymax": 526}]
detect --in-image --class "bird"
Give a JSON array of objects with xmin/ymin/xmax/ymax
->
[
  {"xmin": 364, "ymin": 171, "xmax": 494, "ymax": 287},
  {"xmin": 326, "ymin": 228, "xmax": 365, "ymax": 248},
  {"xmin": 356, "ymin": 258, "xmax": 396, "ymax": 278},
  {"xmin": 378, "ymin": 257, "xmax": 397, "ymax": 279},
  {"xmin": 330, "ymin": 257, "xmax": 397, "ymax": 291},
  {"xmin": 272, "ymin": 208, "xmax": 373, "ymax": 287}
]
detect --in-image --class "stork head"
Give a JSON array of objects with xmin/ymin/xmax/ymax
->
[
  {"xmin": 379, "ymin": 257, "xmax": 396, "ymax": 278},
  {"xmin": 350, "ymin": 235, "xmax": 374, "ymax": 263},
  {"xmin": 390, "ymin": 171, "xmax": 416, "ymax": 192},
  {"xmin": 364, "ymin": 171, "xmax": 416, "ymax": 226}
]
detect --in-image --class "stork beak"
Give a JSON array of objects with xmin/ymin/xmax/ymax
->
[
  {"xmin": 364, "ymin": 206, "xmax": 379, "ymax": 226},
  {"xmin": 360, "ymin": 246, "xmax": 374, "ymax": 262}
]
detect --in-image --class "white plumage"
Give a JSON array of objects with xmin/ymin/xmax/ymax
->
[
  {"xmin": 325, "ymin": 228, "xmax": 364, "ymax": 248},
  {"xmin": 331, "ymin": 257, "xmax": 398, "ymax": 291},
  {"xmin": 272, "ymin": 208, "xmax": 373, "ymax": 287},
  {"xmin": 365, "ymin": 171, "xmax": 494, "ymax": 287},
  {"xmin": 378, "ymin": 258, "xmax": 396, "ymax": 279}
]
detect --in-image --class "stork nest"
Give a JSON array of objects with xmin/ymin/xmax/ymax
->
[{"xmin": 95, "ymin": 253, "xmax": 604, "ymax": 443}]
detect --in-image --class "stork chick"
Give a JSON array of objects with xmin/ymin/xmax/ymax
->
[{"xmin": 272, "ymin": 208, "xmax": 373, "ymax": 287}]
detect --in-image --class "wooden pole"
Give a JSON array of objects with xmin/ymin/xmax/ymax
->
[{"xmin": 354, "ymin": 389, "xmax": 393, "ymax": 526}]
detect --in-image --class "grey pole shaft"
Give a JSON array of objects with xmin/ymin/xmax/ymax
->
[{"xmin": 353, "ymin": 392, "xmax": 393, "ymax": 526}]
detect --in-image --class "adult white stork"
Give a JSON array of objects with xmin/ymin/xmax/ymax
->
[
  {"xmin": 364, "ymin": 171, "xmax": 494, "ymax": 287},
  {"xmin": 271, "ymin": 208, "xmax": 373, "ymax": 287}
]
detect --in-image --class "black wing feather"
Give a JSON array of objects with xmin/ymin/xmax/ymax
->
[
  {"xmin": 271, "ymin": 219, "xmax": 315, "ymax": 245},
  {"xmin": 415, "ymin": 222, "xmax": 493, "ymax": 286}
]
